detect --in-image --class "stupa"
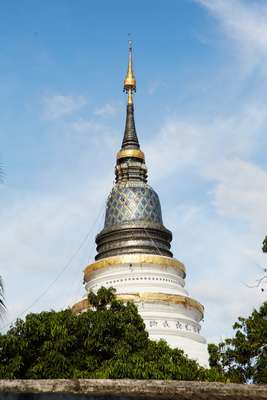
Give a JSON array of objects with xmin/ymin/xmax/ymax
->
[{"xmin": 72, "ymin": 42, "xmax": 209, "ymax": 367}]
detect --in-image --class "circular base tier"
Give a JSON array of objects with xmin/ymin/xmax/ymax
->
[
  {"xmin": 72, "ymin": 293, "xmax": 209, "ymax": 367},
  {"xmin": 134, "ymin": 300, "xmax": 209, "ymax": 367},
  {"xmin": 150, "ymin": 333, "xmax": 209, "ymax": 367},
  {"xmin": 73, "ymin": 254, "xmax": 209, "ymax": 367}
]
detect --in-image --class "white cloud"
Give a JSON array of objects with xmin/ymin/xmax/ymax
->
[
  {"xmin": 94, "ymin": 103, "xmax": 119, "ymax": 117},
  {"xmin": 145, "ymin": 100, "xmax": 267, "ymax": 342},
  {"xmin": 166, "ymin": 202, "xmax": 265, "ymax": 343},
  {"xmin": 197, "ymin": 0, "xmax": 267, "ymax": 71},
  {"xmin": 42, "ymin": 94, "xmax": 86, "ymax": 120},
  {"xmin": 205, "ymin": 159, "xmax": 267, "ymax": 232},
  {"xmin": 194, "ymin": 277, "xmax": 264, "ymax": 342},
  {"xmin": 0, "ymin": 107, "xmax": 123, "ymax": 330},
  {"xmin": 0, "ymin": 178, "xmax": 110, "ymax": 274},
  {"xmin": 147, "ymin": 80, "xmax": 167, "ymax": 95},
  {"xmin": 0, "ymin": 174, "xmax": 112, "ymax": 329},
  {"xmin": 145, "ymin": 102, "xmax": 267, "ymax": 181},
  {"xmin": 71, "ymin": 118, "xmax": 119, "ymax": 148}
]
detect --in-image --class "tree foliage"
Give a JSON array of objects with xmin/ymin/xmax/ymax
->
[
  {"xmin": 208, "ymin": 302, "xmax": 267, "ymax": 384},
  {"xmin": 0, "ymin": 287, "xmax": 223, "ymax": 381}
]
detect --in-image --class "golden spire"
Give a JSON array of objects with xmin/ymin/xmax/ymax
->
[{"xmin": 124, "ymin": 40, "xmax": 136, "ymax": 105}]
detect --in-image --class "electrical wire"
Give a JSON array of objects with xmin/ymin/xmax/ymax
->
[
  {"xmin": 66, "ymin": 205, "xmax": 106, "ymax": 307},
  {"xmin": 2, "ymin": 183, "xmax": 166, "ymax": 331},
  {"xmin": 2, "ymin": 201, "xmax": 106, "ymax": 331}
]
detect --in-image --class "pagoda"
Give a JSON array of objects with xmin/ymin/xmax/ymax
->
[{"xmin": 73, "ymin": 42, "xmax": 209, "ymax": 366}]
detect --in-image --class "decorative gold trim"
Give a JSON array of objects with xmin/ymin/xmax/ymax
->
[
  {"xmin": 84, "ymin": 254, "xmax": 186, "ymax": 282},
  {"xmin": 71, "ymin": 293, "xmax": 203, "ymax": 318},
  {"xmin": 72, "ymin": 298, "xmax": 88, "ymax": 314},
  {"xmin": 117, "ymin": 293, "xmax": 204, "ymax": 317},
  {"xmin": 117, "ymin": 149, "xmax": 145, "ymax": 160}
]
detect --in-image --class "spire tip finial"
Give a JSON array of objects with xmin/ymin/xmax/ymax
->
[{"xmin": 124, "ymin": 39, "xmax": 136, "ymax": 102}]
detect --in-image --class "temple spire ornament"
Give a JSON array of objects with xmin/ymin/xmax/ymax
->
[
  {"xmin": 124, "ymin": 40, "xmax": 136, "ymax": 104},
  {"xmin": 72, "ymin": 42, "xmax": 209, "ymax": 368},
  {"xmin": 121, "ymin": 41, "xmax": 140, "ymax": 151}
]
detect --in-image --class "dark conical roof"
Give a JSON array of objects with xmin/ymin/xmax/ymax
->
[{"xmin": 121, "ymin": 104, "xmax": 140, "ymax": 149}]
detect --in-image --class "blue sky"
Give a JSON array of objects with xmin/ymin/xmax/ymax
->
[{"xmin": 1, "ymin": 0, "xmax": 267, "ymax": 342}]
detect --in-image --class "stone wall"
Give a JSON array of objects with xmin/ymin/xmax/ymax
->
[{"xmin": 0, "ymin": 379, "xmax": 267, "ymax": 400}]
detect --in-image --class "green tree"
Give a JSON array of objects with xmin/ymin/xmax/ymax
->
[
  {"xmin": 0, "ymin": 287, "xmax": 224, "ymax": 381},
  {"xmin": 208, "ymin": 302, "xmax": 267, "ymax": 384}
]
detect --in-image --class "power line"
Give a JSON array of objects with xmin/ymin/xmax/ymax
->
[
  {"xmin": 2, "ymin": 201, "xmax": 106, "ymax": 331},
  {"xmin": 2, "ymin": 184, "xmax": 166, "ymax": 331},
  {"xmin": 66, "ymin": 205, "xmax": 106, "ymax": 307}
]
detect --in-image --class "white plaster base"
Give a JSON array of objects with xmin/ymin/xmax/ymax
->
[
  {"xmin": 83, "ymin": 257, "xmax": 210, "ymax": 367},
  {"xmin": 136, "ymin": 301, "xmax": 209, "ymax": 367}
]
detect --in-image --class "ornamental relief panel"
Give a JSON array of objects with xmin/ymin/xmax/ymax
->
[{"xmin": 148, "ymin": 319, "xmax": 200, "ymax": 334}]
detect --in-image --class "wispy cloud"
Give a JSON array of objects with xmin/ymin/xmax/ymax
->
[
  {"xmin": 166, "ymin": 200, "xmax": 264, "ymax": 342},
  {"xmin": 145, "ymin": 99, "xmax": 267, "ymax": 341},
  {"xmin": 147, "ymin": 80, "xmax": 167, "ymax": 95},
  {"xmin": 94, "ymin": 103, "xmax": 119, "ymax": 117},
  {"xmin": 71, "ymin": 118, "xmax": 119, "ymax": 148},
  {"xmin": 145, "ymin": 101, "xmax": 267, "ymax": 181},
  {"xmin": 42, "ymin": 94, "xmax": 87, "ymax": 120},
  {"xmin": 197, "ymin": 0, "xmax": 267, "ymax": 71},
  {"xmin": 206, "ymin": 158, "xmax": 267, "ymax": 232},
  {"xmin": 0, "ymin": 174, "xmax": 111, "ymax": 328}
]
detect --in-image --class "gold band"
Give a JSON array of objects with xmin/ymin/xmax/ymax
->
[
  {"xmin": 117, "ymin": 149, "xmax": 145, "ymax": 161},
  {"xmin": 84, "ymin": 254, "xmax": 186, "ymax": 282},
  {"xmin": 71, "ymin": 292, "xmax": 203, "ymax": 318},
  {"xmin": 72, "ymin": 298, "xmax": 88, "ymax": 314},
  {"xmin": 117, "ymin": 293, "xmax": 204, "ymax": 317}
]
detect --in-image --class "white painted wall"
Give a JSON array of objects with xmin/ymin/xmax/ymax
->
[{"xmin": 85, "ymin": 259, "xmax": 209, "ymax": 367}]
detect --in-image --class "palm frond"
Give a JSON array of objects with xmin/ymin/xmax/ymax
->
[{"xmin": 0, "ymin": 276, "xmax": 6, "ymax": 315}]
